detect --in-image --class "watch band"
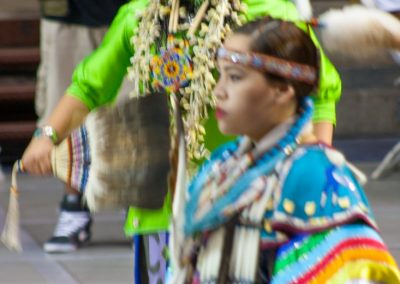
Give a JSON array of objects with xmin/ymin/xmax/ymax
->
[{"xmin": 33, "ymin": 126, "xmax": 58, "ymax": 144}]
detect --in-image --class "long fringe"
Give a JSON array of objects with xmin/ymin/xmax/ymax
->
[
  {"xmin": 169, "ymin": 93, "xmax": 189, "ymax": 284},
  {"xmin": 319, "ymin": 5, "xmax": 400, "ymax": 59},
  {"xmin": 1, "ymin": 161, "xmax": 23, "ymax": 252}
]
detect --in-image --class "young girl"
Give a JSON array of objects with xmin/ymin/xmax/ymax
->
[{"xmin": 173, "ymin": 18, "xmax": 400, "ymax": 283}]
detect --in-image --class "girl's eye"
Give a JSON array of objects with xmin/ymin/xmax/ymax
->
[{"xmin": 229, "ymin": 74, "xmax": 242, "ymax": 81}]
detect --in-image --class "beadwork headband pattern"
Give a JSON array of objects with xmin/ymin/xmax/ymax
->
[{"xmin": 217, "ymin": 48, "xmax": 317, "ymax": 85}]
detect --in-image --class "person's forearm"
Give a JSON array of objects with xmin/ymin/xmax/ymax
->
[
  {"xmin": 45, "ymin": 94, "xmax": 90, "ymax": 141},
  {"xmin": 313, "ymin": 122, "xmax": 333, "ymax": 145}
]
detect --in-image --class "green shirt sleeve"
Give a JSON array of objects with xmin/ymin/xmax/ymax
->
[
  {"xmin": 66, "ymin": 0, "xmax": 149, "ymax": 110},
  {"xmin": 242, "ymin": 0, "xmax": 342, "ymax": 124}
]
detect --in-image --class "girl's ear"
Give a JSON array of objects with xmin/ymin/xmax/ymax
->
[{"xmin": 275, "ymin": 84, "xmax": 295, "ymax": 104}]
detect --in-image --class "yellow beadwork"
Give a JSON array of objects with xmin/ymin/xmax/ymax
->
[
  {"xmin": 305, "ymin": 201, "xmax": 316, "ymax": 216},
  {"xmin": 338, "ymin": 197, "xmax": 350, "ymax": 209},
  {"xmin": 283, "ymin": 199, "xmax": 295, "ymax": 214},
  {"xmin": 264, "ymin": 220, "xmax": 272, "ymax": 233}
]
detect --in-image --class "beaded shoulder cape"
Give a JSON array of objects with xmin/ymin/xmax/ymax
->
[{"xmin": 183, "ymin": 97, "xmax": 375, "ymax": 238}]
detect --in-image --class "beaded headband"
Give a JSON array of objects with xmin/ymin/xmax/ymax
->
[{"xmin": 217, "ymin": 48, "xmax": 317, "ymax": 85}]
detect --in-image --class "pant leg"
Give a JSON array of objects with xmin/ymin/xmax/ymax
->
[
  {"xmin": 36, "ymin": 19, "xmax": 108, "ymax": 126},
  {"xmin": 133, "ymin": 232, "xmax": 168, "ymax": 284}
]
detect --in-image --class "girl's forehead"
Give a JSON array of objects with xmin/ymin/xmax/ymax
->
[{"xmin": 223, "ymin": 34, "xmax": 252, "ymax": 53}]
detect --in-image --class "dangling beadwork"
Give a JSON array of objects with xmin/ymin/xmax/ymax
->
[
  {"xmin": 151, "ymin": 35, "xmax": 193, "ymax": 93},
  {"xmin": 128, "ymin": 0, "xmax": 245, "ymax": 162}
]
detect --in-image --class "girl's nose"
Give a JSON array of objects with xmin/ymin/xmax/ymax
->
[{"xmin": 214, "ymin": 78, "xmax": 226, "ymax": 101}]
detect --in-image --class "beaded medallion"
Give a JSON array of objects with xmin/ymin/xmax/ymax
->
[{"xmin": 151, "ymin": 36, "xmax": 193, "ymax": 93}]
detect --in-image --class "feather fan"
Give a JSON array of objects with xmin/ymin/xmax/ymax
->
[
  {"xmin": 52, "ymin": 93, "xmax": 171, "ymax": 211},
  {"xmin": 318, "ymin": 5, "xmax": 400, "ymax": 59},
  {"xmin": 2, "ymin": 93, "xmax": 171, "ymax": 251}
]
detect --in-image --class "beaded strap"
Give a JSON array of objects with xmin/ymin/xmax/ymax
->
[{"xmin": 217, "ymin": 48, "xmax": 317, "ymax": 85}]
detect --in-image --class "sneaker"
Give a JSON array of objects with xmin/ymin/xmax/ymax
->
[{"xmin": 43, "ymin": 194, "xmax": 92, "ymax": 253}]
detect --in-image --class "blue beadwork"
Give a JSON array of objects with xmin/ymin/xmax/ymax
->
[
  {"xmin": 80, "ymin": 126, "xmax": 90, "ymax": 193},
  {"xmin": 185, "ymin": 97, "xmax": 314, "ymax": 235}
]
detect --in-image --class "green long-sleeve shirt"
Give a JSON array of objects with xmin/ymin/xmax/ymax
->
[{"xmin": 67, "ymin": 0, "xmax": 342, "ymax": 235}]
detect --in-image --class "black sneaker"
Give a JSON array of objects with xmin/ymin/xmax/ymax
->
[{"xmin": 43, "ymin": 194, "xmax": 92, "ymax": 253}]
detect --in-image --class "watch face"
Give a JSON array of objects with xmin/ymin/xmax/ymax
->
[
  {"xmin": 34, "ymin": 126, "xmax": 57, "ymax": 143},
  {"xmin": 43, "ymin": 126, "xmax": 53, "ymax": 136}
]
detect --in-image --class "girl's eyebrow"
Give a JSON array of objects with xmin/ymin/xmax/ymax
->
[
  {"xmin": 216, "ymin": 60, "xmax": 247, "ymax": 73},
  {"xmin": 223, "ymin": 65, "xmax": 246, "ymax": 73}
]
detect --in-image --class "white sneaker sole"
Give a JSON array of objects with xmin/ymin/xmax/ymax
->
[{"xmin": 43, "ymin": 243, "xmax": 78, "ymax": 253}]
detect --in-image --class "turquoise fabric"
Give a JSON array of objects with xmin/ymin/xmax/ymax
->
[
  {"xmin": 65, "ymin": 0, "xmax": 342, "ymax": 235},
  {"xmin": 260, "ymin": 144, "xmax": 376, "ymax": 245},
  {"xmin": 270, "ymin": 145, "xmax": 375, "ymax": 234}
]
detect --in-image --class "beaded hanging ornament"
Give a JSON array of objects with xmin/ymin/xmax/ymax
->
[
  {"xmin": 150, "ymin": 35, "xmax": 193, "ymax": 93},
  {"xmin": 128, "ymin": 0, "xmax": 245, "ymax": 162}
]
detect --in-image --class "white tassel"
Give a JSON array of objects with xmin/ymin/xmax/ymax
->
[
  {"xmin": 318, "ymin": 5, "xmax": 400, "ymax": 60},
  {"xmin": 293, "ymin": 0, "xmax": 313, "ymax": 20},
  {"xmin": 1, "ymin": 161, "xmax": 22, "ymax": 252},
  {"xmin": 169, "ymin": 93, "xmax": 188, "ymax": 284}
]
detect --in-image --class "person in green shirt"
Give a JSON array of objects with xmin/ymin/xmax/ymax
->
[{"xmin": 21, "ymin": 0, "xmax": 341, "ymax": 282}]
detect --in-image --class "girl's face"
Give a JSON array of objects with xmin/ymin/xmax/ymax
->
[{"xmin": 214, "ymin": 34, "xmax": 296, "ymax": 142}]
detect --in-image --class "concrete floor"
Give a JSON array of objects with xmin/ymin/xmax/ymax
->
[{"xmin": 0, "ymin": 174, "xmax": 133, "ymax": 284}]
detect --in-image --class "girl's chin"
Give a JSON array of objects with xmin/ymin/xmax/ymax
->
[{"xmin": 217, "ymin": 122, "xmax": 237, "ymax": 136}]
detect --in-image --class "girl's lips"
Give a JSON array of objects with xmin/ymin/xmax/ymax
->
[{"xmin": 215, "ymin": 107, "xmax": 226, "ymax": 119}]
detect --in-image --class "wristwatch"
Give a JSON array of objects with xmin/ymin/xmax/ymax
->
[{"xmin": 33, "ymin": 126, "xmax": 58, "ymax": 144}]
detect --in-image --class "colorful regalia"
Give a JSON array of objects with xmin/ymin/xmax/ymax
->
[
  {"xmin": 175, "ymin": 97, "xmax": 400, "ymax": 283},
  {"xmin": 62, "ymin": 0, "xmax": 341, "ymax": 282}
]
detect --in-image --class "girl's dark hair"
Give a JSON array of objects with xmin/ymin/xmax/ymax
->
[{"xmin": 235, "ymin": 18, "xmax": 319, "ymax": 99}]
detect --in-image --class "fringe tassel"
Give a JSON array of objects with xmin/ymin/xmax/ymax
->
[
  {"xmin": 1, "ymin": 160, "xmax": 23, "ymax": 252},
  {"xmin": 170, "ymin": 93, "xmax": 189, "ymax": 284}
]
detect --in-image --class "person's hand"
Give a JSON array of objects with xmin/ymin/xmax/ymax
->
[{"xmin": 21, "ymin": 137, "xmax": 54, "ymax": 175}]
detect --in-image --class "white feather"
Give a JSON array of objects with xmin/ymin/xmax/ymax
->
[
  {"xmin": 360, "ymin": 0, "xmax": 376, "ymax": 8},
  {"xmin": 319, "ymin": 5, "xmax": 400, "ymax": 60},
  {"xmin": 293, "ymin": 0, "xmax": 313, "ymax": 20}
]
